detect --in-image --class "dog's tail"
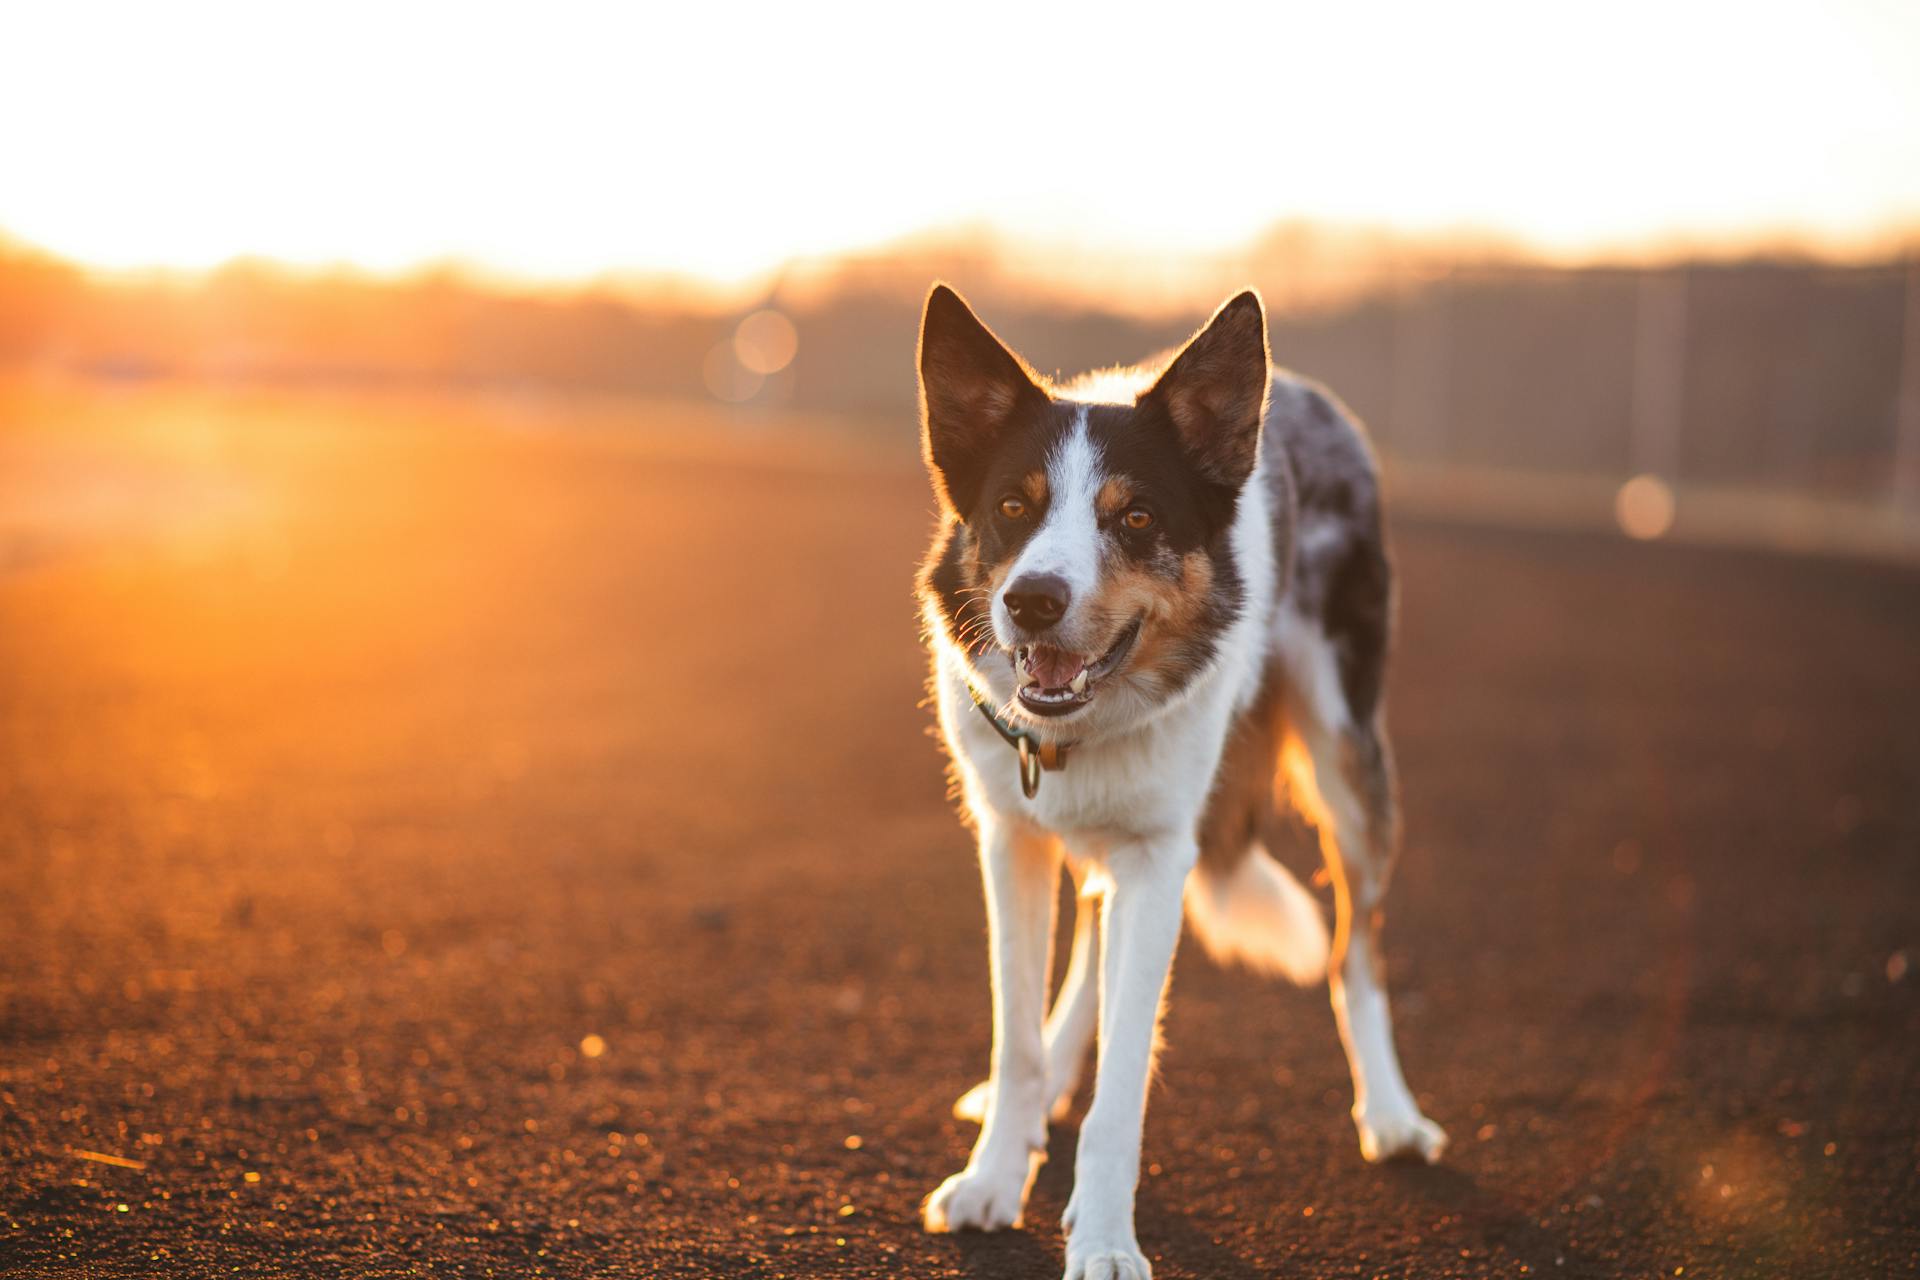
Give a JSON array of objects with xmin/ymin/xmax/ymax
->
[{"xmin": 1183, "ymin": 844, "xmax": 1329, "ymax": 986}]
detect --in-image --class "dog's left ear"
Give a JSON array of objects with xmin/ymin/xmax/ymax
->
[{"xmin": 1143, "ymin": 290, "xmax": 1270, "ymax": 489}]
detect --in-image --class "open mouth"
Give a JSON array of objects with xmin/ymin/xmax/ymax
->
[{"xmin": 1012, "ymin": 618, "xmax": 1142, "ymax": 717}]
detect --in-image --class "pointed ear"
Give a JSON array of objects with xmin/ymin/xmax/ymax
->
[
  {"xmin": 918, "ymin": 283, "xmax": 1047, "ymax": 514},
  {"xmin": 1143, "ymin": 290, "xmax": 1270, "ymax": 488}
]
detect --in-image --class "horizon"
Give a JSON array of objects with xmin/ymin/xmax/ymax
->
[
  {"xmin": 5, "ymin": 1, "xmax": 1918, "ymax": 292},
  {"xmin": 5, "ymin": 215, "xmax": 1915, "ymax": 320}
]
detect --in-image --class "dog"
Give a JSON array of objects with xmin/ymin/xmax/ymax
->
[{"xmin": 914, "ymin": 284, "xmax": 1447, "ymax": 1279}]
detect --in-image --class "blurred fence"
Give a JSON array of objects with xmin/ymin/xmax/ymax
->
[
  {"xmin": 965, "ymin": 262, "xmax": 1920, "ymax": 509},
  {"xmin": 4, "ymin": 247, "xmax": 1918, "ymax": 535}
]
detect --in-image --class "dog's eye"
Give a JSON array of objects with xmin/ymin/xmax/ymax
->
[
  {"xmin": 998, "ymin": 496, "xmax": 1028, "ymax": 520},
  {"xmin": 1122, "ymin": 507, "xmax": 1154, "ymax": 531}
]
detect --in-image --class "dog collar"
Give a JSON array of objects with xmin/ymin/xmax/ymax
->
[{"xmin": 968, "ymin": 684, "xmax": 1072, "ymax": 799}]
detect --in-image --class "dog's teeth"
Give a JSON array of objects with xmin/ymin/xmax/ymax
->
[{"xmin": 1070, "ymin": 669, "xmax": 1088, "ymax": 694}]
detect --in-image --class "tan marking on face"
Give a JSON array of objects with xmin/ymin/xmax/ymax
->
[
  {"xmin": 1084, "ymin": 549, "xmax": 1218, "ymax": 685},
  {"xmin": 1021, "ymin": 471, "xmax": 1049, "ymax": 504},
  {"xmin": 1096, "ymin": 477, "xmax": 1133, "ymax": 519},
  {"xmin": 978, "ymin": 556, "xmax": 1016, "ymax": 604}
]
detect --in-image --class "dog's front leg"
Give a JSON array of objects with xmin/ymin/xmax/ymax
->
[
  {"xmin": 924, "ymin": 814, "xmax": 1059, "ymax": 1233},
  {"xmin": 953, "ymin": 862, "xmax": 1102, "ymax": 1125},
  {"xmin": 1061, "ymin": 838, "xmax": 1192, "ymax": 1280}
]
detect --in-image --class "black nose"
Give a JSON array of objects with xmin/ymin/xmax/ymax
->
[{"xmin": 1004, "ymin": 573, "xmax": 1070, "ymax": 631}]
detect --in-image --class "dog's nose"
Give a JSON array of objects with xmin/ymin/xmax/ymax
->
[{"xmin": 1003, "ymin": 573, "xmax": 1070, "ymax": 631}]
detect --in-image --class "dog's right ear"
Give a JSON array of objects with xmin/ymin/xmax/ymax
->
[{"xmin": 918, "ymin": 284, "xmax": 1046, "ymax": 515}]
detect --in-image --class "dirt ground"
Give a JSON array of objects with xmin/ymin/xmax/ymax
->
[{"xmin": 1, "ymin": 382, "xmax": 1916, "ymax": 1278}]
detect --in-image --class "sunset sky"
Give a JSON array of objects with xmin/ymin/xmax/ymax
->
[{"xmin": 3, "ymin": 0, "xmax": 1917, "ymax": 286}]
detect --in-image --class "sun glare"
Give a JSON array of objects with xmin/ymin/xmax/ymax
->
[{"xmin": 1, "ymin": 2, "xmax": 1916, "ymax": 285}]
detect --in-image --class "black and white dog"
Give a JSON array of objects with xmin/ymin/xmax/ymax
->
[{"xmin": 915, "ymin": 285, "xmax": 1446, "ymax": 1279}]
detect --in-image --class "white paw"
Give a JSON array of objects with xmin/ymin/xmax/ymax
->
[
  {"xmin": 952, "ymin": 1079, "xmax": 1077, "ymax": 1124},
  {"xmin": 1353, "ymin": 1098, "xmax": 1448, "ymax": 1164},
  {"xmin": 1060, "ymin": 1191, "xmax": 1149, "ymax": 1279},
  {"xmin": 1063, "ymin": 1238, "xmax": 1152, "ymax": 1280},
  {"xmin": 922, "ymin": 1159, "xmax": 1034, "ymax": 1233}
]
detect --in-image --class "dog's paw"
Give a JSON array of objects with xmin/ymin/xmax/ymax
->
[
  {"xmin": 952, "ymin": 1079, "xmax": 1078, "ymax": 1125},
  {"xmin": 1060, "ymin": 1189, "xmax": 1150, "ymax": 1279},
  {"xmin": 922, "ymin": 1160, "xmax": 1032, "ymax": 1233},
  {"xmin": 1063, "ymin": 1237, "xmax": 1152, "ymax": 1280},
  {"xmin": 1353, "ymin": 1098, "xmax": 1448, "ymax": 1164}
]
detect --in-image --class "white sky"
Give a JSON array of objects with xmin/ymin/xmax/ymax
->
[{"xmin": 2, "ymin": 0, "xmax": 1917, "ymax": 284}]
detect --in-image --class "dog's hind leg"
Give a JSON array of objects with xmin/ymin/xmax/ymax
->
[
  {"xmin": 1186, "ymin": 675, "xmax": 1330, "ymax": 986},
  {"xmin": 954, "ymin": 863, "xmax": 1101, "ymax": 1124},
  {"xmin": 1277, "ymin": 619, "xmax": 1447, "ymax": 1164},
  {"xmin": 1183, "ymin": 841, "xmax": 1328, "ymax": 985}
]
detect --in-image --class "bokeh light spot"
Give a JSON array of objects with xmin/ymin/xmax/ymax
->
[
  {"xmin": 1615, "ymin": 474, "xmax": 1676, "ymax": 541},
  {"xmin": 733, "ymin": 310, "xmax": 798, "ymax": 375}
]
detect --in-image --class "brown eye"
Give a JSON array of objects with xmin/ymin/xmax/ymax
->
[
  {"xmin": 998, "ymin": 496, "xmax": 1028, "ymax": 520},
  {"xmin": 1122, "ymin": 507, "xmax": 1154, "ymax": 531}
]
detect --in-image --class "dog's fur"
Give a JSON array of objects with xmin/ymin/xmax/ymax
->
[{"xmin": 914, "ymin": 285, "xmax": 1446, "ymax": 1279}]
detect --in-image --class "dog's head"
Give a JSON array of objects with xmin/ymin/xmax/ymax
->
[{"xmin": 918, "ymin": 284, "xmax": 1270, "ymax": 727}]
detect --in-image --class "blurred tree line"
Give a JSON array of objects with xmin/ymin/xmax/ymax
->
[{"xmin": 0, "ymin": 238, "xmax": 1910, "ymax": 500}]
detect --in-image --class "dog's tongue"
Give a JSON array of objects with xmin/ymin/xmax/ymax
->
[{"xmin": 1025, "ymin": 645, "xmax": 1087, "ymax": 690}]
